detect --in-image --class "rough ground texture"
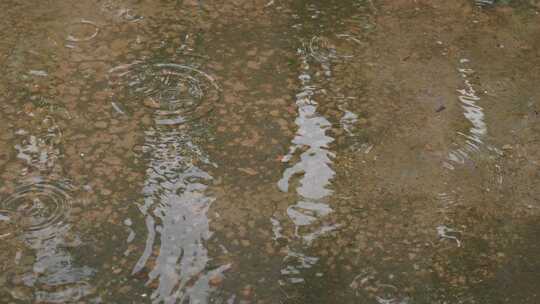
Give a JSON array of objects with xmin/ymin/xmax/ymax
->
[{"xmin": 0, "ymin": 0, "xmax": 539, "ymax": 303}]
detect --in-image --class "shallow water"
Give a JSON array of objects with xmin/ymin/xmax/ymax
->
[{"xmin": 1, "ymin": 0, "xmax": 540, "ymax": 303}]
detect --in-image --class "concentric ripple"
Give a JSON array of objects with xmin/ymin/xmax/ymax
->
[
  {"xmin": 306, "ymin": 35, "xmax": 355, "ymax": 66},
  {"xmin": 65, "ymin": 20, "xmax": 100, "ymax": 42},
  {"xmin": 109, "ymin": 61, "xmax": 221, "ymax": 125},
  {"xmin": 0, "ymin": 179, "xmax": 72, "ymax": 237}
]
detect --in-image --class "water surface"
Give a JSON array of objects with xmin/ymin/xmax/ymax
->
[{"xmin": 1, "ymin": 0, "xmax": 540, "ymax": 303}]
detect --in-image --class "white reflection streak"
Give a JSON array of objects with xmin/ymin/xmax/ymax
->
[
  {"xmin": 276, "ymin": 47, "xmax": 337, "ymax": 283},
  {"xmin": 24, "ymin": 221, "xmax": 94, "ymax": 303},
  {"xmin": 447, "ymin": 60, "xmax": 489, "ymax": 167},
  {"xmin": 133, "ymin": 127, "xmax": 227, "ymax": 304}
]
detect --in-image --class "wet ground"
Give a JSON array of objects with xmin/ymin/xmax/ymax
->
[{"xmin": 1, "ymin": 0, "xmax": 540, "ymax": 303}]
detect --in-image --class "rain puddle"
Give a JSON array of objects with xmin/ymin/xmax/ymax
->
[{"xmin": 1, "ymin": 0, "xmax": 540, "ymax": 303}]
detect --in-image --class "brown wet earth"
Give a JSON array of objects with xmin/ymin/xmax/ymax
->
[{"xmin": 1, "ymin": 0, "xmax": 540, "ymax": 303}]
